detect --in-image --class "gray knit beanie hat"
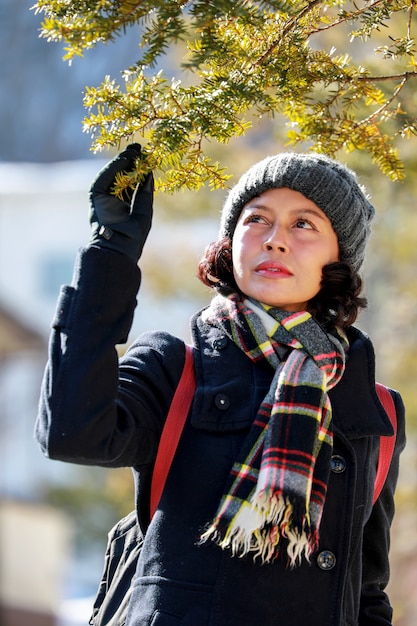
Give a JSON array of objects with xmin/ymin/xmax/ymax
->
[{"xmin": 220, "ymin": 152, "xmax": 375, "ymax": 273}]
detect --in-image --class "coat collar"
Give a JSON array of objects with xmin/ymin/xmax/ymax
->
[
  {"xmin": 192, "ymin": 310, "xmax": 394, "ymax": 439},
  {"xmin": 329, "ymin": 326, "xmax": 394, "ymax": 438}
]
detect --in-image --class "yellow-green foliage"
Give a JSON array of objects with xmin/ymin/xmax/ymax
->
[{"xmin": 33, "ymin": 1, "xmax": 417, "ymax": 193}]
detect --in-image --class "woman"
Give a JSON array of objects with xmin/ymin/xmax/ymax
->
[{"xmin": 36, "ymin": 146, "xmax": 405, "ymax": 625}]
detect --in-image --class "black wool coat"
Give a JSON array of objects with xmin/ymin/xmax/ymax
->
[{"xmin": 36, "ymin": 247, "xmax": 406, "ymax": 626}]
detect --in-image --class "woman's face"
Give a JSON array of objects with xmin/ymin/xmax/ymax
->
[{"xmin": 232, "ymin": 187, "xmax": 339, "ymax": 311}]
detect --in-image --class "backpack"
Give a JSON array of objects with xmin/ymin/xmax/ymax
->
[
  {"xmin": 89, "ymin": 351, "xmax": 397, "ymax": 626},
  {"xmin": 373, "ymin": 383, "xmax": 398, "ymax": 504}
]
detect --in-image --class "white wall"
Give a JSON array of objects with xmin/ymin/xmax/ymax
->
[
  {"xmin": 0, "ymin": 161, "xmax": 100, "ymax": 337},
  {"xmin": 0, "ymin": 500, "xmax": 71, "ymax": 615}
]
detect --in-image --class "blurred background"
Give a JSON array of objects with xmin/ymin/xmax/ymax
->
[{"xmin": 0, "ymin": 2, "xmax": 416, "ymax": 625}]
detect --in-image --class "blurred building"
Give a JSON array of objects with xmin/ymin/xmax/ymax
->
[
  {"xmin": 0, "ymin": 161, "xmax": 99, "ymax": 625},
  {"xmin": 0, "ymin": 501, "xmax": 71, "ymax": 626}
]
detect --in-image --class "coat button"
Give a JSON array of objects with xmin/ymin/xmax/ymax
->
[
  {"xmin": 330, "ymin": 455, "xmax": 346, "ymax": 474},
  {"xmin": 214, "ymin": 394, "xmax": 230, "ymax": 410},
  {"xmin": 317, "ymin": 550, "xmax": 336, "ymax": 570},
  {"xmin": 213, "ymin": 336, "xmax": 228, "ymax": 351}
]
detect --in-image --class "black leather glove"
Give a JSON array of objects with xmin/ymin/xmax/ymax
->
[{"xmin": 89, "ymin": 144, "xmax": 154, "ymax": 264}]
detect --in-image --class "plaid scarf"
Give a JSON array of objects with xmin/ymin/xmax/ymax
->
[{"xmin": 200, "ymin": 293, "xmax": 348, "ymax": 566}]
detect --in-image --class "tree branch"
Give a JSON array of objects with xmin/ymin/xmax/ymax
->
[
  {"xmin": 356, "ymin": 70, "xmax": 417, "ymax": 82},
  {"xmin": 309, "ymin": 0, "xmax": 393, "ymax": 35},
  {"xmin": 254, "ymin": 0, "xmax": 323, "ymax": 66},
  {"xmin": 358, "ymin": 75, "xmax": 408, "ymax": 127}
]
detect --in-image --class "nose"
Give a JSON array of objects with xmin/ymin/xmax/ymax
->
[{"xmin": 263, "ymin": 225, "xmax": 288, "ymax": 253}]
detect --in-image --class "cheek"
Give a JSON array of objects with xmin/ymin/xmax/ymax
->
[
  {"xmin": 231, "ymin": 248, "xmax": 243, "ymax": 284},
  {"xmin": 309, "ymin": 237, "xmax": 339, "ymax": 270},
  {"xmin": 231, "ymin": 235, "xmax": 250, "ymax": 289},
  {"xmin": 231, "ymin": 232, "xmax": 243, "ymax": 272},
  {"xmin": 328, "ymin": 236, "xmax": 340, "ymax": 263}
]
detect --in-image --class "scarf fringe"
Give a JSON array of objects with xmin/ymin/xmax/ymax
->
[{"xmin": 201, "ymin": 491, "xmax": 319, "ymax": 567}]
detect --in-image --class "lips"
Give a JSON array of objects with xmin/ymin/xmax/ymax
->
[{"xmin": 255, "ymin": 261, "xmax": 293, "ymax": 278}]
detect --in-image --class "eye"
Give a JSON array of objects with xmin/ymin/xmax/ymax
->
[
  {"xmin": 294, "ymin": 218, "xmax": 315, "ymax": 230},
  {"xmin": 244, "ymin": 213, "xmax": 268, "ymax": 225}
]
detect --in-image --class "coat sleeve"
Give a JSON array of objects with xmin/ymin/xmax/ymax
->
[
  {"xmin": 35, "ymin": 246, "xmax": 186, "ymax": 468},
  {"xmin": 359, "ymin": 390, "xmax": 406, "ymax": 625}
]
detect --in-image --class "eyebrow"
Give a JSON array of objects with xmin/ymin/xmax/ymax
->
[{"xmin": 244, "ymin": 202, "xmax": 329, "ymax": 222}]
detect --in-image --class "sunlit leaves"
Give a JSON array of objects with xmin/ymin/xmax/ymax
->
[{"xmin": 33, "ymin": 0, "xmax": 417, "ymax": 191}]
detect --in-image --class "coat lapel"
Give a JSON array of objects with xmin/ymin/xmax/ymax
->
[{"xmin": 329, "ymin": 326, "xmax": 394, "ymax": 438}]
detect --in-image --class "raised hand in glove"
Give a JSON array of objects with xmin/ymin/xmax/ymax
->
[{"xmin": 89, "ymin": 144, "xmax": 154, "ymax": 264}]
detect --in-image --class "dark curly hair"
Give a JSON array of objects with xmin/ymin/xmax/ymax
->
[{"xmin": 197, "ymin": 237, "xmax": 367, "ymax": 329}]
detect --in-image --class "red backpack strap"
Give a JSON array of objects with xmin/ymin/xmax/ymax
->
[
  {"xmin": 150, "ymin": 344, "xmax": 196, "ymax": 518},
  {"xmin": 373, "ymin": 383, "xmax": 397, "ymax": 505}
]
